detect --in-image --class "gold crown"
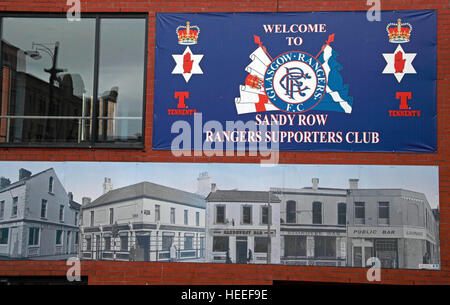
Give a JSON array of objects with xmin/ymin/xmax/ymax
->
[
  {"xmin": 386, "ymin": 18, "xmax": 412, "ymax": 43},
  {"xmin": 176, "ymin": 21, "xmax": 200, "ymax": 45}
]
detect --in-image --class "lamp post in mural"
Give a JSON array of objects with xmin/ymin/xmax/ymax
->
[
  {"xmin": 111, "ymin": 222, "xmax": 119, "ymax": 261},
  {"xmin": 267, "ymin": 191, "xmax": 271, "ymax": 265},
  {"xmin": 25, "ymin": 42, "xmax": 65, "ymax": 139}
]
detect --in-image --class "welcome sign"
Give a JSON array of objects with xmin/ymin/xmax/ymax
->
[{"xmin": 153, "ymin": 10, "xmax": 436, "ymax": 152}]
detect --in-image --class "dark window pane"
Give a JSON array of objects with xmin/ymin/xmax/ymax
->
[
  {"xmin": 216, "ymin": 206, "xmax": 225, "ymax": 224},
  {"xmin": 284, "ymin": 236, "xmax": 306, "ymax": 257},
  {"xmin": 242, "ymin": 206, "xmax": 252, "ymax": 224},
  {"xmin": 97, "ymin": 19, "xmax": 145, "ymax": 143},
  {"xmin": 254, "ymin": 237, "xmax": 268, "ymax": 253},
  {"xmin": 286, "ymin": 201, "xmax": 296, "ymax": 223},
  {"xmin": 262, "ymin": 206, "xmax": 269, "ymax": 225},
  {"xmin": 0, "ymin": 228, "xmax": 8, "ymax": 244},
  {"xmin": 338, "ymin": 202, "xmax": 346, "ymax": 225},
  {"xmin": 184, "ymin": 236, "xmax": 193, "ymax": 250},
  {"xmin": 162, "ymin": 235, "xmax": 173, "ymax": 251},
  {"xmin": 314, "ymin": 236, "xmax": 336, "ymax": 258},
  {"xmin": 104, "ymin": 237, "xmax": 111, "ymax": 250},
  {"xmin": 1, "ymin": 18, "xmax": 95, "ymax": 143},
  {"xmin": 120, "ymin": 235, "xmax": 128, "ymax": 251},
  {"xmin": 312, "ymin": 201, "xmax": 322, "ymax": 224},
  {"xmin": 355, "ymin": 202, "xmax": 365, "ymax": 220},
  {"xmin": 213, "ymin": 236, "xmax": 229, "ymax": 252}
]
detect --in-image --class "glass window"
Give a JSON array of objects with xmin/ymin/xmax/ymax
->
[
  {"xmin": 40, "ymin": 199, "xmax": 47, "ymax": 218},
  {"xmin": 11, "ymin": 196, "xmax": 18, "ymax": 217},
  {"xmin": 86, "ymin": 236, "xmax": 91, "ymax": 251},
  {"xmin": 196, "ymin": 211, "xmax": 200, "ymax": 226},
  {"xmin": 184, "ymin": 235, "xmax": 193, "ymax": 250},
  {"xmin": 312, "ymin": 201, "xmax": 322, "ymax": 224},
  {"xmin": 212, "ymin": 236, "xmax": 229, "ymax": 252},
  {"xmin": 184, "ymin": 209, "xmax": 188, "ymax": 225},
  {"xmin": 378, "ymin": 202, "xmax": 390, "ymax": 224},
  {"xmin": 120, "ymin": 235, "xmax": 128, "ymax": 251},
  {"xmin": 96, "ymin": 19, "xmax": 146, "ymax": 143},
  {"xmin": 74, "ymin": 212, "xmax": 78, "ymax": 226},
  {"xmin": 284, "ymin": 236, "xmax": 306, "ymax": 257},
  {"xmin": 215, "ymin": 205, "xmax": 225, "ymax": 224},
  {"xmin": 254, "ymin": 237, "xmax": 269, "ymax": 253},
  {"xmin": 0, "ymin": 228, "xmax": 8, "ymax": 244},
  {"xmin": 242, "ymin": 206, "xmax": 252, "ymax": 224},
  {"xmin": 162, "ymin": 235, "xmax": 173, "ymax": 251},
  {"xmin": 337, "ymin": 202, "xmax": 346, "ymax": 225},
  {"xmin": 0, "ymin": 201, "xmax": 4, "ymax": 218},
  {"xmin": 90, "ymin": 211, "xmax": 94, "ymax": 226},
  {"xmin": 28, "ymin": 227, "xmax": 39, "ymax": 246},
  {"xmin": 261, "ymin": 206, "xmax": 269, "ymax": 225},
  {"xmin": 286, "ymin": 200, "xmax": 296, "ymax": 223},
  {"xmin": 155, "ymin": 205, "xmax": 160, "ymax": 222},
  {"xmin": 0, "ymin": 16, "xmax": 146, "ymax": 146},
  {"xmin": 170, "ymin": 207, "xmax": 175, "ymax": 224},
  {"xmin": 109, "ymin": 208, "xmax": 114, "ymax": 225},
  {"xmin": 56, "ymin": 230, "xmax": 62, "ymax": 245},
  {"xmin": 48, "ymin": 177, "xmax": 54, "ymax": 193},
  {"xmin": 59, "ymin": 205, "xmax": 64, "ymax": 222},
  {"xmin": 355, "ymin": 202, "xmax": 365, "ymax": 224},
  {"xmin": 314, "ymin": 236, "xmax": 336, "ymax": 258},
  {"xmin": 104, "ymin": 236, "xmax": 111, "ymax": 251}
]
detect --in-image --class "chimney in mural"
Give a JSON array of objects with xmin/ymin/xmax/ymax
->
[
  {"xmin": 196, "ymin": 171, "xmax": 211, "ymax": 197},
  {"xmin": 103, "ymin": 177, "xmax": 113, "ymax": 194}
]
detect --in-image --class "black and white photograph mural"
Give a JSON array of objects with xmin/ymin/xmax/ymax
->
[{"xmin": 0, "ymin": 162, "xmax": 440, "ymax": 270}]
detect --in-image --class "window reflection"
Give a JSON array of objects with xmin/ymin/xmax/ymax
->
[
  {"xmin": 97, "ymin": 19, "xmax": 146, "ymax": 142},
  {"xmin": 0, "ymin": 16, "xmax": 146, "ymax": 145},
  {"xmin": 1, "ymin": 18, "xmax": 95, "ymax": 143}
]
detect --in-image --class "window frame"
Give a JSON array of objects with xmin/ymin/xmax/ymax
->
[
  {"xmin": 59, "ymin": 204, "xmax": 64, "ymax": 222},
  {"xmin": 0, "ymin": 227, "xmax": 8, "ymax": 244},
  {"xmin": 337, "ymin": 202, "xmax": 346, "ymax": 225},
  {"xmin": 286, "ymin": 200, "xmax": 296, "ymax": 224},
  {"xmin": 155, "ymin": 204, "xmax": 160, "ymax": 222},
  {"xmin": 215, "ymin": 205, "xmax": 225, "ymax": 224},
  {"xmin": 184, "ymin": 209, "xmax": 188, "ymax": 225},
  {"xmin": 241, "ymin": 205, "xmax": 252, "ymax": 225},
  {"xmin": 0, "ymin": 12, "xmax": 148, "ymax": 149},
  {"xmin": 170, "ymin": 207, "xmax": 176, "ymax": 224},
  {"xmin": 312, "ymin": 201, "xmax": 322, "ymax": 225},
  {"xmin": 11, "ymin": 196, "xmax": 18, "ymax": 217},
  {"xmin": 0, "ymin": 200, "xmax": 4, "ymax": 219},
  {"xmin": 378, "ymin": 201, "xmax": 390, "ymax": 225},
  {"xmin": 40, "ymin": 199, "xmax": 47, "ymax": 219},
  {"xmin": 55, "ymin": 230, "xmax": 63, "ymax": 245},
  {"xmin": 28, "ymin": 227, "xmax": 40, "ymax": 246},
  {"xmin": 354, "ymin": 201, "xmax": 366, "ymax": 224}
]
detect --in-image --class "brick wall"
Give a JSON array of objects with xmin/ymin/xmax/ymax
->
[{"xmin": 0, "ymin": 0, "xmax": 449, "ymax": 285}]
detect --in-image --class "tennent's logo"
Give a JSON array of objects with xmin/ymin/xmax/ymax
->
[
  {"xmin": 168, "ymin": 91, "xmax": 197, "ymax": 116},
  {"xmin": 389, "ymin": 92, "xmax": 420, "ymax": 117}
]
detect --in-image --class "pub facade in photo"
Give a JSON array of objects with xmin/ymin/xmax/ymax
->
[
  {"xmin": 346, "ymin": 188, "xmax": 440, "ymax": 269},
  {"xmin": 80, "ymin": 178, "xmax": 206, "ymax": 262},
  {"xmin": 272, "ymin": 178, "xmax": 349, "ymax": 267},
  {"xmin": 205, "ymin": 186, "xmax": 281, "ymax": 265}
]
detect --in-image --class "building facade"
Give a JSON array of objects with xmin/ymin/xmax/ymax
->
[
  {"xmin": 0, "ymin": 168, "xmax": 80, "ymax": 259},
  {"xmin": 80, "ymin": 180, "xmax": 206, "ymax": 262},
  {"xmin": 272, "ymin": 178, "xmax": 349, "ymax": 267},
  {"xmin": 347, "ymin": 187, "xmax": 440, "ymax": 269},
  {"xmin": 205, "ymin": 188, "xmax": 281, "ymax": 265}
]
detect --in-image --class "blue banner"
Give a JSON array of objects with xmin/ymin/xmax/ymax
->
[{"xmin": 153, "ymin": 10, "xmax": 436, "ymax": 152}]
